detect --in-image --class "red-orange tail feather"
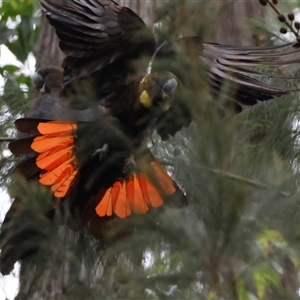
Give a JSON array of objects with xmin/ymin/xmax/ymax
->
[
  {"xmin": 95, "ymin": 161, "xmax": 176, "ymax": 218},
  {"xmin": 8, "ymin": 118, "xmax": 187, "ymax": 239},
  {"xmin": 9, "ymin": 119, "xmax": 79, "ymax": 198}
]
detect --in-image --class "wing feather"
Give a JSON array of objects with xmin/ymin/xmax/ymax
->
[{"xmin": 41, "ymin": 0, "xmax": 155, "ymax": 82}]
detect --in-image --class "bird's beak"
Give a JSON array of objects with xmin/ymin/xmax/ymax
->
[
  {"xmin": 162, "ymin": 90, "xmax": 170, "ymax": 99},
  {"xmin": 40, "ymin": 83, "xmax": 46, "ymax": 93}
]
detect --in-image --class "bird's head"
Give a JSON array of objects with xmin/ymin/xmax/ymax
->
[
  {"xmin": 32, "ymin": 66, "xmax": 63, "ymax": 94},
  {"xmin": 139, "ymin": 72, "xmax": 178, "ymax": 112}
]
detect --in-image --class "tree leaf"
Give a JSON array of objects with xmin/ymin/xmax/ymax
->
[{"xmin": 254, "ymin": 266, "xmax": 282, "ymax": 299}]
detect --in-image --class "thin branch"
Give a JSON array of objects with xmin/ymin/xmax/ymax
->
[
  {"xmin": 260, "ymin": 0, "xmax": 300, "ymax": 40},
  {"xmin": 165, "ymin": 157, "xmax": 291, "ymax": 197},
  {"xmin": 202, "ymin": 166, "xmax": 291, "ymax": 197},
  {"xmin": 0, "ymin": 137, "xmax": 15, "ymax": 142}
]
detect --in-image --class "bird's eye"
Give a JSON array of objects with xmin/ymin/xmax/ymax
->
[{"xmin": 163, "ymin": 78, "xmax": 178, "ymax": 94}]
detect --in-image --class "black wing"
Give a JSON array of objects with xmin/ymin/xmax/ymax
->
[
  {"xmin": 150, "ymin": 38, "xmax": 300, "ymax": 139},
  {"xmin": 41, "ymin": 0, "xmax": 156, "ymax": 84},
  {"xmin": 203, "ymin": 41, "xmax": 300, "ymax": 106},
  {"xmin": 154, "ymin": 38, "xmax": 300, "ymax": 107}
]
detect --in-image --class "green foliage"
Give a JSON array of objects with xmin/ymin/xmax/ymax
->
[
  {"xmin": 0, "ymin": 0, "xmax": 39, "ymax": 60},
  {"xmin": 0, "ymin": 1, "xmax": 39, "ymax": 191},
  {"xmin": 0, "ymin": 0, "xmax": 39, "ymax": 123}
]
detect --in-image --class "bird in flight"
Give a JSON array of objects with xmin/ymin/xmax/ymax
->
[{"xmin": 1, "ymin": 0, "xmax": 300, "ymax": 275}]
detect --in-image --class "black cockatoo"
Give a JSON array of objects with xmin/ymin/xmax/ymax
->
[{"xmin": 1, "ymin": 0, "xmax": 300, "ymax": 275}]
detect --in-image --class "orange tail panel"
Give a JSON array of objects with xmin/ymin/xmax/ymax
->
[
  {"xmin": 10, "ymin": 119, "xmax": 182, "ymax": 226},
  {"xmin": 95, "ymin": 160, "xmax": 176, "ymax": 218},
  {"xmin": 10, "ymin": 119, "xmax": 79, "ymax": 199}
]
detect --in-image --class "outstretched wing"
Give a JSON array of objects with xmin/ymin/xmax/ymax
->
[
  {"xmin": 202, "ymin": 41, "xmax": 300, "ymax": 106},
  {"xmin": 157, "ymin": 38, "xmax": 300, "ymax": 105},
  {"xmin": 41, "ymin": 0, "xmax": 156, "ymax": 84},
  {"xmin": 150, "ymin": 38, "xmax": 300, "ymax": 139}
]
